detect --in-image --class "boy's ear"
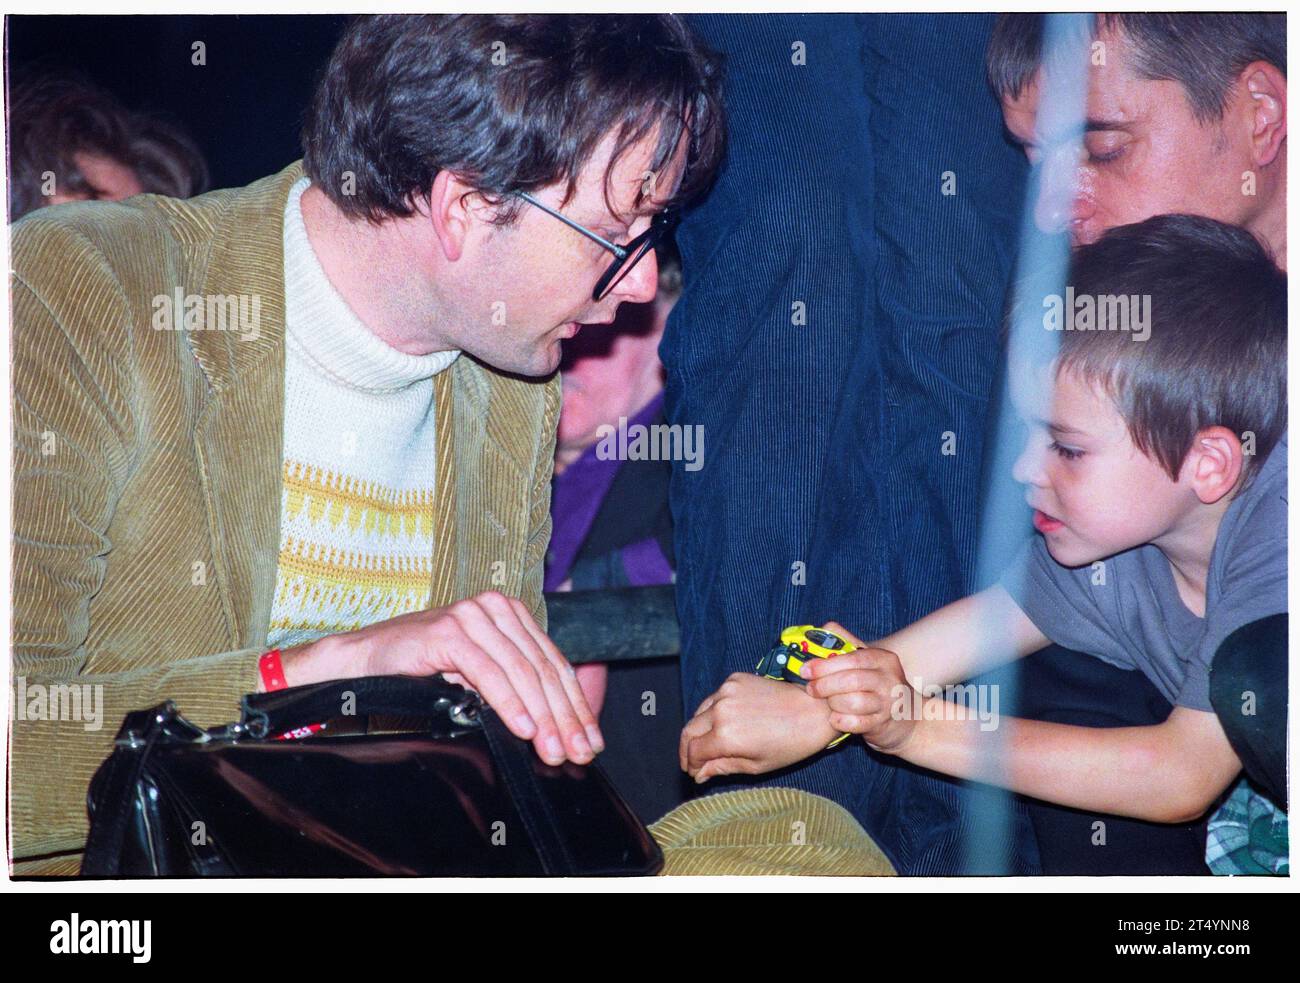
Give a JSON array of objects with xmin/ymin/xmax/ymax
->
[
  {"xmin": 1186, "ymin": 426, "xmax": 1243, "ymax": 505},
  {"xmin": 426, "ymin": 170, "xmax": 490, "ymax": 263}
]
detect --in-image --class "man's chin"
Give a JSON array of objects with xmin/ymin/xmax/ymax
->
[
  {"xmin": 540, "ymin": 341, "xmax": 565, "ymax": 377},
  {"xmin": 523, "ymin": 351, "xmax": 564, "ymax": 380},
  {"xmin": 486, "ymin": 344, "xmax": 563, "ymax": 380}
]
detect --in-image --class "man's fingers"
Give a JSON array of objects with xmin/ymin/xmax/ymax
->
[
  {"xmin": 443, "ymin": 644, "xmax": 536, "ymax": 742},
  {"xmin": 455, "ymin": 604, "xmax": 571, "ymax": 765},
  {"xmin": 502, "ymin": 630, "xmax": 593, "ymax": 765},
  {"xmin": 485, "ymin": 597, "xmax": 594, "ymax": 763},
  {"xmin": 513, "ymin": 603, "xmax": 604, "ymax": 753}
]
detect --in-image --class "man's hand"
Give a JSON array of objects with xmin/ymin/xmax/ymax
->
[
  {"xmin": 679, "ymin": 673, "xmax": 839, "ymax": 783},
  {"xmin": 275, "ymin": 591, "xmax": 603, "ymax": 767},
  {"xmin": 803, "ymin": 624, "xmax": 916, "ymax": 754}
]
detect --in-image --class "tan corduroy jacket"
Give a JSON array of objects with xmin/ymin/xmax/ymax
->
[{"xmin": 10, "ymin": 161, "xmax": 560, "ymax": 874}]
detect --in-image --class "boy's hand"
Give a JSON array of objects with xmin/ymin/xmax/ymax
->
[
  {"xmin": 679, "ymin": 673, "xmax": 839, "ymax": 783},
  {"xmin": 804, "ymin": 627, "xmax": 917, "ymax": 754}
]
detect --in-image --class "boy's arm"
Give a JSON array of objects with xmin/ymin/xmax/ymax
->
[
  {"xmin": 888, "ymin": 704, "xmax": 1241, "ymax": 823},
  {"xmin": 872, "ymin": 584, "xmax": 1051, "ymax": 687},
  {"xmin": 680, "ymin": 585, "xmax": 1050, "ymax": 782},
  {"xmin": 810, "ymin": 636, "xmax": 1242, "ymax": 823}
]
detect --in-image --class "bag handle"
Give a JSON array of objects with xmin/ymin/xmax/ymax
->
[{"xmin": 239, "ymin": 674, "xmax": 479, "ymax": 738}]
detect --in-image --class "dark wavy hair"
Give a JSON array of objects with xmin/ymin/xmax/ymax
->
[{"xmin": 301, "ymin": 14, "xmax": 727, "ymax": 225}]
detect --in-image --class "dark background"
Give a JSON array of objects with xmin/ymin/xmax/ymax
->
[{"xmin": 6, "ymin": 15, "xmax": 352, "ymax": 190}]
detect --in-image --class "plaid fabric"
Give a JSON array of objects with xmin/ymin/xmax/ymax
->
[{"xmin": 1206, "ymin": 777, "xmax": 1288, "ymax": 876}]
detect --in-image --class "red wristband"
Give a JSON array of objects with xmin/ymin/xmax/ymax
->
[
  {"xmin": 259, "ymin": 648, "xmax": 288, "ymax": 692},
  {"xmin": 274, "ymin": 722, "xmax": 326, "ymax": 741}
]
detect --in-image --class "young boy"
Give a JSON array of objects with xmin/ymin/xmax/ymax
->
[{"xmin": 680, "ymin": 215, "xmax": 1286, "ymax": 865}]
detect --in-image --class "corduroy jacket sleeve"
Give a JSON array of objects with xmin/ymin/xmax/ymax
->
[
  {"xmin": 10, "ymin": 215, "xmax": 262, "ymax": 863},
  {"xmin": 522, "ymin": 375, "xmax": 562, "ymax": 632}
]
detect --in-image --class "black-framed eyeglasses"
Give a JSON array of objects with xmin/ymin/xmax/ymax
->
[{"xmin": 515, "ymin": 191, "xmax": 675, "ymax": 302}]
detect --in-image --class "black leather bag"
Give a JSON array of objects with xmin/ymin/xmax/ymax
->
[{"xmin": 82, "ymin": 675, "xmax": 662, "ymax": 877}]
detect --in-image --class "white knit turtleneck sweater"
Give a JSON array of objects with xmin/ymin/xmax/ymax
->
[{"xmin": 266, "ymin": 177, "xmax": 460, "ymax": 649}]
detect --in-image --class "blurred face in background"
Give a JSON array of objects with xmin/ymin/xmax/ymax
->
[
  {"xmin": 1001, "ymin": 21, "xmax": 1286, "ymax": 258},
  {"xmin": 47, "ymin": 151, "xmax": 144, "ymax": 205},
  {"xmin": 555, "ymin": 273, "xmax": 679, "ymax": 474}
]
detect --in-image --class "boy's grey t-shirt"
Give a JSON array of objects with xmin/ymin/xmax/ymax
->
[{"xmin": 1002, "ymin": 434, "xmax": 1287, "ymax": 712}]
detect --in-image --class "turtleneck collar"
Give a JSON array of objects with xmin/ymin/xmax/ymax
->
[{"xmin": 282, "ymin": 177, "xmax": 459, "ymax": 393}]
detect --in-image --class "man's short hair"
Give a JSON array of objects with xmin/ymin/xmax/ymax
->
[
  {"xmin": 987, "ymin": 13, "xmax": 1286, "ymax": 123},
  {"xmin": 1053, "ymin": 215, "xmax": 1286, "ymax": 485},
  {"xmin": 302, "ymin": 14, "xmax": 727, "ymax": 224}
]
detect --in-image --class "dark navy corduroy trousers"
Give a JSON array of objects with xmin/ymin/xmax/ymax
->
[{"xmin": 663, "ymin": 13, "xmax": 1039, "ymax": 875}]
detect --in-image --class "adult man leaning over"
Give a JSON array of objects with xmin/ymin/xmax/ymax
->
[
  {"xmin": 992, "ymin": 13, "xmax": 1285, "ymax": 264},
  {"xmin": 10, "ymin": 13, "xmax": 724, "ymax": 874},
  {"xmin": 985, "ymin": 11, "xmax": 1285, "ymax": 872}
]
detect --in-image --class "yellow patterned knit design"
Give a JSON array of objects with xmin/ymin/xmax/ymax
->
[{"xmin": 267, "ymin": 459, "xmax": 435, "ymax": 645}]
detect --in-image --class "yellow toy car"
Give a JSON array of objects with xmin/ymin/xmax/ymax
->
[{"xmin": 755, "ymin": 625, "xmax": 856, "ymax": 685}]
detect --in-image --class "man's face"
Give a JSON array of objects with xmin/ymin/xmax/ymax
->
[
  {"xmin": 1010, "ymin": 364, "xmax": 1195, "ymax": 568},
  {"xmin": 1001, "ymin": 24, "xmax": 1261, "ymax": 247},
  {"xmin": 452, "ymin": 128, "xmax": 684, "ymax": 378}
]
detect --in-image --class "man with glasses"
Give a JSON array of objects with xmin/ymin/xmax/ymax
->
[
  {"xmin": 515, "ymin": 192, "xmax": 676, "ymax": 307},
  {"xmin": 10, "ymin": 13, "xmax": 723, "ymax": 874}
]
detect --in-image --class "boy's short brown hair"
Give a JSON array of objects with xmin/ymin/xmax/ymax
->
[{"xmin": 1051, "ymin": 214, "xmax": 1286, "ymax": 485}]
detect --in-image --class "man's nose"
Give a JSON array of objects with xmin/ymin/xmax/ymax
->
[
  {"xmin": 1033, "ymin": 152, "xmax": 1091, "ymax": 236},
  {"xmin": 609, "ymin": 249, "xmax": 659, "ymax": 306}
]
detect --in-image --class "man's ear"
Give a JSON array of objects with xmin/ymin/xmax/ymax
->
[
  {"xmin": 426, "ymin": 169, "xmax": 485, "ymax": 263},
  {"xmin": 1186, "ymin": 426, "xmax": 1244, "ymax": 505},
  {"xmin": 1241, "ymin": 61, "xmax": 1286, "ymax": 167}
]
